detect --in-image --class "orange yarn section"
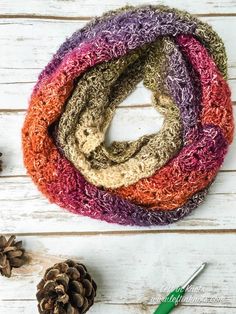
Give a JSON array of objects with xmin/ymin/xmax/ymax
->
[{"xmin": 22, "ymin": 80, "xmax": 74, "ymax": 198}]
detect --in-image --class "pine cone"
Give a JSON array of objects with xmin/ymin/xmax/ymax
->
[
  {"xmin": 0, "ymin": 235, "xmax": 27, "ymax": 277},
  {"xmin": 36, "ymin": 260, "xmax": 97, "ymax": 314}
]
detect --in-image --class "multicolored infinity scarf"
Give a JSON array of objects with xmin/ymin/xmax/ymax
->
[{"xmin": 22, "ymin": 5, "xmax": 234, "ymax": 226}]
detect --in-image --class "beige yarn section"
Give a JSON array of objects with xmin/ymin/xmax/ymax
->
[{"xmin": 57, "ymin": 39, "xmax": 183, "ymax": 188}]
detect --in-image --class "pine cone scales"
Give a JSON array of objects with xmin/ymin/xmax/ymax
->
[
  {"xmin": 37, "ymin": 260, "xmax": 97, "ymax": 314},
  {"xmin": 0, "ymin": 235, "xmax": 27, "ymax": 277}
]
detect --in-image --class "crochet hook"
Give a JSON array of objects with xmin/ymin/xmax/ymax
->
[{"xmin": 153, "ymin": 263, "xmax": 207, "ymax": 314}]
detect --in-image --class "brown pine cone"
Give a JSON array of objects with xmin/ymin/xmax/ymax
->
[
  {"xmin": 0, "ymin": 235, "xmax": 27, "ymax": 277},
  {"xmin": 36, "ymin": 260, "xmax": 97, "ymax": 314}
]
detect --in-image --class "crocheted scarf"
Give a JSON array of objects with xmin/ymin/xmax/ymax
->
[{"xmin": 22, "ymin": 5, "xmax": 234, "ymax": 226}]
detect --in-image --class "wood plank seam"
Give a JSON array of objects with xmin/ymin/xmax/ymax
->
[
  {"xmin": 1, "ymin": 229, "xmax": 236, "ymax": 237},
  {"xmin": 1, "ymin": 13, "xmax": 236, "ymax": 20}
]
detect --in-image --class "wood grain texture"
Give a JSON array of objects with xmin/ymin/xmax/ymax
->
[
  {"xmin": 0, "ymin": 234, "xmax": 236, "ymax": 306},
  {"xmin": 0, "ymin": 16, "xmax": 236, "ymax": 110},
  {"xmin": 0, "ymin": 0, "xmax": 236, "ymax": 17},
  {"xmin": 0, "ymin": 301, "xmax": 235, "ymax": 314}
]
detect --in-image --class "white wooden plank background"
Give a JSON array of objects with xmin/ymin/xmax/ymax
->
[
  {"xmin": 1, "ymin": 234, "xmax": 236, "ymax": 312},
  {"xmin": 0, "ymin": 1, "xmax": 236, "ymax": 313},
  {"xmin": 0, "ymin": 0, "xmax": 236, "ymax": 16},
  {"xmin": 2, "ymin": 302, "xmax": 236, "ymax": 314}
]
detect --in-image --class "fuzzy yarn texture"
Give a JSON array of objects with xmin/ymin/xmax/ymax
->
[{"xmin": 22, "ymin": 5, "xmax": 234, "ymax": 226}]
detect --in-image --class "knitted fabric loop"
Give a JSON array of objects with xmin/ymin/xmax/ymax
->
[{"xmin": 22, "ymin": 5, "xmax": 234, "ymax": 226}]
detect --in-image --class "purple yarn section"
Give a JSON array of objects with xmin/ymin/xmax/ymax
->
[
  {"xmin": 37, "ymin": 7, "xmax": 197, "ymax": 82},
  {"xmin": 166, "ymin": 43, "xmax": 201, "ymax": 142}
]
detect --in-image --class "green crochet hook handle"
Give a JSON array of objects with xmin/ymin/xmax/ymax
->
[
  {"xmin": 153, "ymin": 263, "xmax": 207, "ymax": 314},
  {"xmin": 153, "ymin": 287, "xmax": 185, "ymax": 314}
]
